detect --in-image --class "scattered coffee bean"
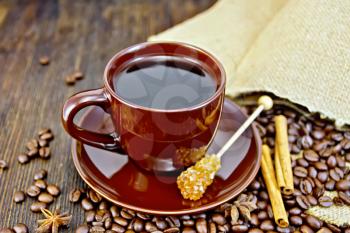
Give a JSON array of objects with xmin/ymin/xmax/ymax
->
[
  {"xmin": 26, "ymin": 185, "xmax": 41, "ymax": 197},
  {"xmin": 34, "ymin": 169, "xmax": 47, "ymax": 180},
  {"xmin": 318, "ymin": 196, "xmax": 333, "ymax": 207},
  {"xmin": 17, "ymin": 154, "xmax": 29, "ymax": 164},
  {"xmin": 13, "ymin": 223, "xmax": 28, "ymax": 233},
  {"xmin": 69, "ymin": 188, "xmax": 82, "ymax": 203},
  {"xmin": 30, "ymin": 201, "xmax": 47, "ymax": 213},
  {"xmin": 34, "ymin": 179, "xmax": 47, "ymax": 190},
  {"xmin": 0, "ymin": 159, "xmax": 8, "ymax": 169},
  {"xmin": 13, "ymin": 191, "xmax": 25, "ymax": 203},
  {"xmin": 88, "ymin": 189, "xmax": 102, "ymax": 203},
  {"xmin": 39, "ymin": 56, "xmax": 50, "ymax": 65},
  {"xmin": 38, "ymin": 192, "xmax": 54, "ymax": 203},
  {"xmin": 47, "ymin": 184, "xmax": 60, "ymax": 196},
  {"xmin": 0, "ymin": 228, "xmax": 15, "ymax": 233},
  {"xmin": 75, "ymin": 224, "xmax": 89, "ymax": 233},
  {"xmin": 39, "ymin": 147, "xmax": 50, "ymax": 159}
]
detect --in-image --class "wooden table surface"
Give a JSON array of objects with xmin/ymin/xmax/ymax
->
[{"xmin": 0, "ymin": 0, "xmax": 215, "ymax": 230}]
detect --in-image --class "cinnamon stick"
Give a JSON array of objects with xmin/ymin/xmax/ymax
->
[
  {"xmin": 274, "ymin": 146, "xmax": 286, "ymax": 190},
  {"xmin": 261, "ymin": 145, "xmax": 289, "ymax": 228},
  {"xmin": 275, "ymin": 115, "xmax": 294, "ymax": 195}
]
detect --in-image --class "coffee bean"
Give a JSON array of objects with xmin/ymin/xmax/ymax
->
[
  {"xmin": 306, "ymin": 215, "xmax": 322, "ymax": 230},
  {"xmin": 111, "ymin": 223, "xmax": 125, "ymax": 233},
  {"xmin": 88, "ymin": 189, "xmax": 102, "ymax": 203},
  {"xmin": 313, "ymin": 186, "xmax": 325, "ymax": 198},
  {"xmin": 17, "ymin": 154, "xmax": 29, "ymax": 164},
  {"xmin": 91, "ymin": 226, "xmax": 105, "ymax": 232},
  {"xmin": 39, "ymin": 147, "xmax": 50, "ymax": 159},
  {"xmin": 183, "ymin": 220, "xmax": 195, "ymax": 227},
  {"xmin": 13, "ymin": 191, "xmax": 25, "ymax": 203},
  {"xmin": 195, "ymin": 218, "xmax": 207, "ymax": 233},
  {"xmin": 85, "ymin": 210, "xmax": 95, "ymax": 222},
  {"xmin": 0, "ymin": 228, "xmax": 15, "ymax": 233},
  {"xmin": 320, "ymin": 148, "xmax": 332, "ymax": 158},
  {"xmin": 34, "ymin": 169, "xmax": 47, "ymax": 180},
  {"xmin": 317, "ymin": 171, "xmax": 328, "ymax": 183},
  {"xmin": 38, "ymin": 139, "xmax": 48, "ymax": 147},
  {"xmin": 166, "ymin": 216, "xmax": 180, "ymax": 228},
  {"xmin": 133, "ymin": 218, "xmax": 144, "ymax": 232},
  {"xmin": 339, "ymin": 191, "xmax": 350, "ymax": 205},
  {"xmin": 217, "ymin": 224, "xmax": 229, "ymax": 232},
  {"xmin": 306, "ymin": 195, "xmax": 318, "ymax": 206},
  {"xmin": 69, "ymin": 188, "xmax": 82, "ymax": 203},
  {"xmin": 40, "ymin": 132, "xmax": 54, "ymax": 141},
  {"xmin": 72, "ymin": 71, "xmax": 84, "ymax": 80},
  {"xmin": 249, "ymin": 180, "xmax": 261, "ymax": 190},
  {"xmin": 325, "ymin": 223, "xmax": 341, "ymax": 233},
  {"xmin": 333, "ymin": 196, "xmax": 344, "ymax": 206},
  {"xmin": 257, "ymin": 211, "xmax": 268, "ymax": 220},
  {"xmin": 331, "ymin": 132, "xmax": 343, "ymax": 142},
  {"xmin": 121, "ymin": 209, "xmax": 134, "ymax": 219},
  {"xmin": 141, "ymin": 222, "xmax": 155, "ymax": 232},
  {"xmin": 13, "ymin": 223, "xmax": 28, "ymax": 233},
  {"xmin": 0, "ymin": 159, "xmax": 8, "ymax": 169},
  {"xmin": 136, "ymin": 213, "xmax": 151, "ymax": 221},
  {"xmin": 257, "ymin": 200, "xmax": 267, "ymax": 210},
  {"xmin": 296, "ymin": 195, "xmax": 311, "ymax": 209},
  {"xmin": 246, "ymin": 228, "xmax": 264, "ymax": 233},
  {"xmin": 326, "ymin": 156, "xmax": 337, "ymax": 168},
  {"xmin": 183, "ymin": 227, "xmax": 196, "ymax": 233},
  {"xmin": 336, "ymin": 156, "xmax": 345, "ymax": 168},
  {"xmin": 289, "ymin": 207, "xmax": 302, "ymax": 215},
  {"xmin": 304, "ymin": 150, "xmax": 319, "ymax": 162},
  {"xmin": 65, "ymin": 75, "xmax": 76, "ymax": 85},
  {"xmin": 316, "ymin": 227, "xmax": 332, "ymax": 233},
  {"xmin": 300, "ymin": 179, "xmax": 313, "ymax": 195},
  {"xmin": 114, "ymin": 216, "xmax": 128, "ymax": 227},
  {"xmin": 154, "ymin": 217, "xmax": 167, "ymax": 230},
  {"xmin": 294, "ymin": 166, "xmax": 308, "ymax": 178},
  {"xmin": 164, "ymin": 227, "xmax": 180, "ymax": 233},
  {"xmin": 211, "ymin": 213, "xmax": 226, "ymax": 225},
  {"xmin": 231, "ymin": 224, "xmax": 249, "ymax": 232},
  {"xmin": 325, "ymin": 180, "xmax": 335, "ymax": 190},
  {"xmin": 81, "ymin": 198, "xmax": 94, "ymax": 211},
  {"xmin": 38, "ymin": 192, "xmax": 54, "ymax": 203},
  {"xmin": 27, "ymin": 148, "xmax": 38, "ymax": 158},
  {"xmin": 314, "ymin": 162, "xmax": 328, "ymax": 171},
  {"xmin": 39, "ymin": 56, "xmax": 50, "ymax": 65},
  {"xmin": 297, "ymin": 158, "xmax": 309, "ymax": 167},
  {"xmin": 346, "ymin": 153, "xmax": 350, "ymax": 162},
  {"xmin": 30, "ymin": 201, "xmax": 47, "ymax": 212},
  {"xmin": 34, "ymin": 179, "xmax": 47, "ymax": 190},
  {"xmin": 260, "ymin": 219, "xmax": 274, "ymax": 231},
  {"xmin": 336, "ymin": 179, "xmax": 350, "ymax": 191},
  {"xmin": 110, "ymin": 206, "xmax": 119, "ymax": 217},
  {"xmin": 289, "ymin": 216, "xmax": 303, "ymax": 226},
  {"xmin": 47, "ymin": 184, "xmax": 60, "ymax": 196},
  {"xmin": 308, "ymin": 167, "xmax": 318, "ymax": 178},
  {"xmin": 26, "ymin": 185, "xmax": 41, "ymax": 197},
  {"xmin": 312, "ymin": 130, "xmax": 325, "ymax": 140},
  {"xmin": 76, "ymin": 224, "xmax": 89, "ymax": 233},
  {"xmin": 318, "ymin": 196, "xmax": 333, "ymax": 207},
  {"xmin": 330, "ymin": 169, "xmax": 341, "ymax": 181},
  {"xmin": 300, "ymin": 224, "xmax": 314, "ymax": 233}
]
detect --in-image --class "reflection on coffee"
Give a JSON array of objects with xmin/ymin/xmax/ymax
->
[{"xmin": 112, "ymin": 56, "xmax": 217, "ymax": 110}]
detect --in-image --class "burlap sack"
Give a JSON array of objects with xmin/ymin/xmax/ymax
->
[
  {"xmin": 149, "ymin": 0, "xmax": 350, "ymax": 226},
  {"xmin": 149, "ymin": 0, "xmax": 350, "ymax": 127}
]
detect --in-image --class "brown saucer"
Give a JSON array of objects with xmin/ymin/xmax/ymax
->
[{"xmin": 72, "ymin": 98, "xmax": 261, "ymax": 215}]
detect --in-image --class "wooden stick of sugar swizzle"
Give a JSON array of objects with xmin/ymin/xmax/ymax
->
[{"xmin": 177, "ymin": 96, "xmax": 273, "ymax": 201}]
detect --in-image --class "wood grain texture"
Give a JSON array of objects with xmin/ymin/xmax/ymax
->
[{"xmin": 0, "ymin": 0, "xmax": 215, "ymax": 230}]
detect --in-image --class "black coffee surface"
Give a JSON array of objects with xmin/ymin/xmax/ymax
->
[{"xmin": 113, "ymin": 56, "xmax": 217, "ymax": 110}]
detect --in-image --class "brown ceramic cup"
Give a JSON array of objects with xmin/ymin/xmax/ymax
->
[{"xmin": 62, "ymin": 42, "xmax": 226, "ymax": 173}]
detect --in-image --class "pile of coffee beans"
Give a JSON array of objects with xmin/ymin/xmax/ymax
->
[
  {"xmin": 69, "ymin": 104, "xmax": 350, "ymax": 233},
  {"xmin": 17, "ymin": 128, "xmax": 54, "ymax": 164},
  {"xmin": 13, "ymin": 168, "xmax": 61, "ymax": 213}
]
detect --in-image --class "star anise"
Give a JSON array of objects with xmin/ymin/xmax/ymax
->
[{"xmin": 36, "ymin": 208, "xmax": 72, "ymax": 233}]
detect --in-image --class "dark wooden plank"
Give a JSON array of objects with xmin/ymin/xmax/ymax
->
[{"xmin": 0, "ymin": 0, "xmax": 215, "ymax": 231}]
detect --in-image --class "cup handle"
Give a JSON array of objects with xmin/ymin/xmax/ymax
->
[{"xmin": 62, "ymin": 88, "xmax": 121, "ymax": 150}]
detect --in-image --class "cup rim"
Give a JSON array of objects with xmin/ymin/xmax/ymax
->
[{"xmin": 103, "ymin": 41, "xmax": 226, "ymax": 112}]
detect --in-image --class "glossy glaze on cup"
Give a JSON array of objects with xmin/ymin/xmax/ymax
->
[{"xmin": 62, "ymin": 42, "xmax": 226, "ymax": 172}]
